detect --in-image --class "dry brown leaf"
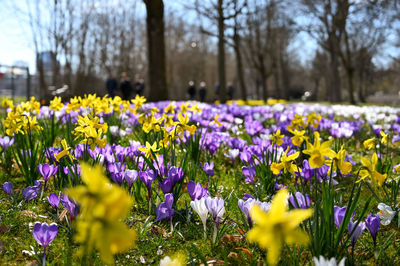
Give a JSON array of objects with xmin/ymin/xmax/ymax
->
[
  {"xmin": 0, "ymin": 225, "xmax": 11, "ymax": 234},
  {"xmin": 19, "ymin": 210, "xmax": 37, "ymax": 219},
  {"xmin": 151, "ymin": 225, "xmax": 169, "ymax": 238},
  {"xmin": 221, "ymin": 234, "xmax": 242, "ymax": 244},
  {"xmin": 234, "ymin": 247, "xmax": 253, "ymax": 260},
  {"xmin": 58, "ymin": 208, "xmax": 68, "ymax": 220}
]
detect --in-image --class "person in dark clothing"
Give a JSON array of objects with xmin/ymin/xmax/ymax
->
[
  {"xmin": 227, "ymin": 82, "xmax": 234, "ymax": 100},
  {"xmin": 187, "ymin": 81, "xmax": 196, "ymax": 100},
  {"xmin": 199, "ymin": 81, "xmax": 207, "ymax": 102},
  {"xmin": 120, "ymin": 72, "xmax": 133, "ymax": 100},
  {"xmin": 106, "ymin": 74, "xmax": 118, "ymax": 98},
  {"xmin": 134, "ymin": 75, "xmax": 145, "ymax": 97}
]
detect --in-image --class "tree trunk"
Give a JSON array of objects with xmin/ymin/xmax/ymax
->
[
  {"xmin": 233, "ymin": 29, "xmax": 247, "ymax": 101},
  {"xmin": 217, "ymin": 0, "xmax": 227, "ymax": 103},
  {"xmin": 144, "ymin": 0, "xmax": 168, "ymax": 101}
]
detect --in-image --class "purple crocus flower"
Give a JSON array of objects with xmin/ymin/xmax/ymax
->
[
  {"xmin": 33, "ymin": 222, "xmax": 58, "ymax": 263},
  {"xmin": 238, "ymin": 198, "xmax": 257, "ymax": 227},
  {"xmin": 61, "ymin": 194, "xmax": 78, "ymax": 219},
  {"xmin": 47, "ymin": 193, "xmax": 60, "ymax": 210},
  {"xmin": 187, "ymin": 180, "xmax": 208, "ymax": 200},
  {"xmin": 243, "ymin": 193, "xmax": 254, "ymax": 201},
  {"xmin": 108, "ymin": 162, "xmax": 126, "ymax": 185},
  {"xmin": 242, "ymin": 166, "xmax": 256, "ymax": 184},
  {"xmin": 22, "ymin": 181, "xmax": 41, "ymax": 201},
  {"xmin": 201, "ymin": 162, "xmax": 215, "ymax": 177},
  {"xmin": 37, "ymin": 164, "xmax": 58, "ymax": 188},
  {"xmin": 0, "ymin": 136, "xmax": 14, "ymax": 150},
  {"xmin": 289, "ymin": 192, "xmax": 311, "ymax": 209},
  {"xmin": 139, "ymin": 169, "xmax": 157, "ymax": 199},
  {"xmin": 2, "ymin": 181, "xmax": 12, "ymax": 195},
  {"xmin": 334, "ymin": 206, "xmax": 347, "ymax": 228},
  {"xmin": 205, "ymin": 197, "xmax": 225, "ymax": 227},
  {"xmin": 167, "ymin": 166, "xmax": 184, "ymax": 184},
  {"xmin": 300, "ymin": 160, "xmax": 314, "ymax": 182},
  {"xmin": 365, "ymin": 213, "xmax": 380, "ymax": 248},
  {"xmin": 124, "ymin": 169, "xmax": 138, "ymax": 189},
  {"xmin": 348, "ymin": 219, "xmax": 366, "ymax": 248},
  {"xmin": 155, "ymin": 193, "xmax": 174, "ymax": 222}
]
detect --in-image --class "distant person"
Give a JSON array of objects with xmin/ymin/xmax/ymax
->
[
  {"xmin": 135, "ymin": 75, "xmax": 145, "ymax": 97},
  {"xmin": 187, "ymin": 81, "xmax": 196, "ymax": 100},
  {"xmin": 227, "ymin": 82, "xmax": 234, "ymax": 100},
  {"xmin": 120, "ymin": 72, "xmax": 133, "ymax": 100},
  {"xmin": 106, "ymin": 73, "xmax": 118, "ymax": 98},
  {"xmin": 199, "ymin": 81, "xmax": 207, "ymax": 102}
]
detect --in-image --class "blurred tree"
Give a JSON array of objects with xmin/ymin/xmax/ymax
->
[{"xmin": 143, "ymin": 0, "xmax": 168, "ymax": 101}]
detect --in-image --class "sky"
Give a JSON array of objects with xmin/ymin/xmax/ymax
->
[{"xmin": 0, "ymin": 0, "xmax": 398, "ymax": 73}]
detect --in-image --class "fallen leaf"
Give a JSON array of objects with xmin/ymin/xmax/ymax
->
[
  {"xmin": 151, "ymin": 225, "xmax": 169, "ymax": 238},
  {"xmin": 19, "ymin": 210, "xmax": 37, "ymax": 219},
  {"xmin": 234, "ymin": 247, "xmax": 253, "ymax": 260},
  {"xmin": 0, "ymin": 225, "xmax": 11, "ymax": 234},
  {"xmin": 221, "ymin": 234, "xmax": 242, "ymax": 244},
  {"xmin": 58, "ymin": 209, "xmax": 68, "ymax": 220}
]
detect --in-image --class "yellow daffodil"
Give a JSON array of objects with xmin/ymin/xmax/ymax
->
[
  {"xmin": 164, "ymin": 104, "xmax": 176, "ymax": 114},
  {"xmin": 271, "ymin": 129, "xmax": 284, "ymax": 146},
  {"xmin": 211, "ymin": 114, "xmax": 222, "ymax": 127},
  {"xmin": 247, "ymin": 189, "xmax": 313, "ymax": 266},
  {"xmin": 55, "ymin": 139, "xmax": 75, "ymax": 162},
  {"xmin": 302, "ymin": 131, "xmax": 335, "ymax": 168},
  {"xmin": 363, "ymin": 138, "xmax": 375, "ymax": 150},
  {"xmin": 380, "ymin": 131, "xmax": 388, "ymax": 145},
  {"xmin": 1, "ymin": 97, "xmax": 14, "ymax": 109},
  {"xmin": 326, "ymin": 145, "xmax": 352, "ymax": 175},
  {"xmin": 289, "ymin": 129, "xmax": 306, "ymax": 147},
  {"xmin": 357, "ymin": 153, "xmax": 387, "ymax": 186},
  {"xmin": 138, "ymin": 141, "xmax": 160, "ymax": 159},
  {"xmin": 131, "ymin": 94, "xmax": 146, "ymax": 109},
  {"xmin": 67, "ymin": 163, "xmax": 137, "ymax": 264},
  {"xmin": 306, "ymin": 112, "xmax": 321, "ymax": 128},
  {"xmin": 270, "ymin": 148, "xmax": 301, "ymax": 177},
  {"xmin": 49, "ymin": 96, "xmax": 64, "ymax": 111}
]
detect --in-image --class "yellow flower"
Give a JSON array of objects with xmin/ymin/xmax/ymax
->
[
  {"xmin": 164, "ymin": 104, "xmax": 176, "ymax": 114},
  {"xmin": 49, "ymin": 96, "xmax": 64, "ymax": 111},
  {"xmin": 327, "ymin": 145, "xmax": 352, "ymax": 175},
  {"xmin": 289, "ymin": 129, "xmax": 306, "ymax": 147},
  {"xmin": 302, "ymin": 131, "xmax": 335, "ymax": 168},
  {"xmin": 160, "ymin": 252, "xmax": 186, "ymax": 266},
  {"xmin": 176, "ymin": 113, "xmax": 197, "ymax": 135},
  {"xmin": 1, "ymin": 97, "xmax": 14, "ymax": 109},
  {"xmin": 270, "ymin": 148, "xmax": 301, "ymax": 177},
  {"xmin": 357, "ymin": 153, "xmax": 387, "ymax": 186},
  {"xmin": 138, "ymin": 141, "xmax": 160, "ymax": 159},
  {"xmin": 67, "ymin": 163, "xmax": 137, "ymax": 264},
  {"xmin": 271, "ymin": 129, "xmax": 284, "ymax": 146},
  {"xmin": 363, "ymin": 138, "xmax": 375, "ymax": 150},
  {"xmin": 131, "ymin": 94, "xmax": 146, "ymax": 109},
  {"xmin": 247, "ymin": 189, "xmax": 313, "ymax": 266},
  {"xmin": 306, "ymin": 113, "xmax": 321, "ymax": 128},
  {"xmin": 380, "ymin": 131, "xmax": 388, "ymax": 145},
  {"xmin": 4, "ymin": 111, "xmax": 24, "ymax": 136},
  {"xmin": 211, "ymin": 114, "xmax": 222, "ymax": 127},
  {"xmin": 73, "ymin": 115, "xmax": 108, "ymax": 150},
  {"xmin": 55, "ymin": 139, "xmax": 75, "ymax": 162}
]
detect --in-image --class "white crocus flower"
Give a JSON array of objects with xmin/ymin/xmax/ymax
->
[
  {"xmin": 377, "ymin": 203, "xmax": 396, "ymax": 226},
  {"xmin": 313, "ymin": 256, "xmax": 345, "ymax": 266},
  {"xmin": 190, "ymin": 197, "xmax": 208, "ymax": 240}
]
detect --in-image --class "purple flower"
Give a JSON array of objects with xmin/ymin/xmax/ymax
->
[
  {"xmin": 289, "ymin": 192, "xmax": 311, "ymax": 209},
  {"xmin": 187, "ymin": 180, "xmax": 208, "ymax": 200},
  {"xmin": 274, "ymin": 182, "xmax": 288, "ymax": 191},
  {"xmin": 155, "ymin": 193, "xmax": 174, "ymax": 222},
  {"xmin": 0, "ymin": 136, "xmax": 14, "ymax": 150},
  {"xmin": 2, "ymin": 182, "xmax": 12, "ymax": 195},
  {"xmin": 33, "ymin": 222, "xmax": 58, "ymax": 248},
  {"xmin": 334, "ymin": 206, "xmax": 347, "ymax": 228},
  {"xmin": 205, "ymin": 197, "xmax": 225, "ymax": 226},
  {"xmin": 243, "ymin": 193, "xmax": 254, "ymax": 201},
  {"xmin": 365, "ymin": 213, "xmax": 380, "ymax": 248},
  {"xmin": 167, "ymin": 166, "xmax": 184, "ymax": 184},
  {"xmin": 300, "ymin": 160, "xmax": 314, "ymax": 182},
  {"xmin": 238, "ymin": 198, "xmax": 256, "ymax": 227},
  {"xmin": 47, "ymin": 193, "xmax": 60, "ymax": 210},
  {"xmin": 201, "ymin": 162, "xmax": 215, "ymax": 177},
  {"xmin": 37, "ymin": 164, "xmax": 58, "ymax": 187},
  {"xmin": 139, "ymin": 169, "xmax": 157, "ymax": 199},
  {"xmin": 61, "ymin": 194, "xmax": 78, "ymax": 219},
  {"xmin": 108, "ymin": 162, "xmax": 126, "ymax": 185},
  {"xmin": 242, "ymin": 166, "xmax": 256, "ymax": 184},
  {"xmin": 124, "ymin": 169, "xmax": 138, "ymax": 189},
  {"xmin": 159, "ymin": 178, "xmax": 174, "ymax": 194},
  {"xmin": 22, "ymin": 182, "xmax": 41, "ymax": 201},
  {"xmin": 348, "ymin": 219, "xmax": 365, "ymax": 248}
]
